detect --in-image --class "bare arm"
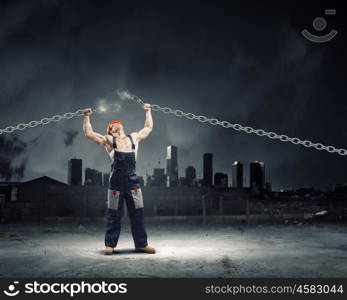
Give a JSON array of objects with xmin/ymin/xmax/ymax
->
[
  {"xmin": 136, "ymin": 103, "xmax": 153, "ymax": 142},
  {"xmin": 83, "ymin": 108, "xmax": 107, "ymax": 146}
]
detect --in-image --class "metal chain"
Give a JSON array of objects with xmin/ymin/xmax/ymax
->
[
  {"xmin": 148, "ymin": 104, "xmax": 347, "ymax": 156},
  {"xmin": 1, "ymin": 89, "xmax": 346, "ymax": 156},
  {"xmin": 0, "ymin": 109, "xmax": 97, "ymax": 135},
  {"xmin": 117, "ymin": 89, "xmax": 346, "ymax": 156}
]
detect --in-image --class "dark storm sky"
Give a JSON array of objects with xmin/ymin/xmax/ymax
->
[{"xmin": 0, "ymin": 0, "xmax": 346, "ymax": 190}]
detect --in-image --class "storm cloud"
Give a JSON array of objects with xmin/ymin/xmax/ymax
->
[
  {"xmin": 0, "ymin": 135, "xmax": 27, "ymax": 181},
  {"xmin": 64, "ymin": 129, "xmax": 79, "ymax": 147},
  {"xmin": 0, "ymin": 0, "xmax": 345, "ymax": 190}
]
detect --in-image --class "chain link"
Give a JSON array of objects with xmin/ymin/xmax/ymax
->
[
  {"xmin": 1, "ymin": 90, "xmax": 346, "ymax": 157},
  {"xmin": 150, "ymin": 103, "xmax": 347, "ymax": 156},
  {"xmin": 0, "ymin": 109, "xmax": 95, "ymax": 135}
]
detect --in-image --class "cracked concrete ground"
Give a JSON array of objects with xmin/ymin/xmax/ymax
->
[{"xmin": 0, "ymin": 221, "xmax": 347, "ymax": 278}]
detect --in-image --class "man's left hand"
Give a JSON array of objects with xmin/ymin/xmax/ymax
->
[{"xmin": 144, "ymin": 103, "xmax": 151, "ymax": 112}]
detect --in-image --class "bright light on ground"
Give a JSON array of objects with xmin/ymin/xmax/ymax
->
[{"xmin": 0, "ymin": 222, "xmax": 347, "ymax": 277}]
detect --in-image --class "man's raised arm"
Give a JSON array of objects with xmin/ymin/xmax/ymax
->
[
  {"xmin": 83, "ymin": 108, "xmax": 107, "ymax": 146},
  {"xmin": 136, "ymin": 103, "xmax": 153, "ymax": 142}
]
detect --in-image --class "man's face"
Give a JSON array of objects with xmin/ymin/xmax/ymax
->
[{"xmin": 110, "ymin": 123, "xmax": 123, "ymax": 134}]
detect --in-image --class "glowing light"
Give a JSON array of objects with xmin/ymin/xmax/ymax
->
[
  {"xmin": 98, "ymin": 105, "xmax": 107, "ymax": 112},
  {"xmin": 96, "ymin": 98, "xmax": 109, "ymax": 113},
  {"xmin": 117, "ymin": 88, "xmax": 133, "ymax": 100}
]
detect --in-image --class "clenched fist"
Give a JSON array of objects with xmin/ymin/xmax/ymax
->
[
  {"xmin": 83, "ymin": 108, "xmax": 93, "ymax": 116},
  {"xmin": 143, "ymin": 103, "xmax": 151, "ymax": 112}
]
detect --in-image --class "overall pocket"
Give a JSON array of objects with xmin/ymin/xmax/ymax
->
[
  {"xmin": 131, "ymin": 188, "xmax": 143, "ymax": 208},
  {"xmin": 107, "ymin": 189, "xmax": 120, "ymax": 209}
]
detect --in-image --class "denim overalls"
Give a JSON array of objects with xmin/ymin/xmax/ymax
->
[{"xmin": 104, "ymin": 134, "xmax": 148, "ymax": 248}]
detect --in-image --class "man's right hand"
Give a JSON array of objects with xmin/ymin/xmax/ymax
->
[{"xmin": 83, "ymin": 108, "xmax": 93, "ymax": 116}]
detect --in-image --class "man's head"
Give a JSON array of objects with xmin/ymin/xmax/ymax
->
[{"xmin": 107, "ymin": 120, "xmax": 124, "ymax": 135}]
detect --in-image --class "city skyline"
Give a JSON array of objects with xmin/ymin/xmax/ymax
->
[
  {"xmin": 67, "ymin": 145, "xmax": 266, "ymax": 191},
  {"xmin": 0, "ymin": 1, "xmax": 346, "ymax": 192},
  {"xmin": 66, "ymin": 144, "xmax": 268, "ymax": 189},
  {"xmin": 2, "ymin": 144, "xmax": 344, "ymax": 192}
]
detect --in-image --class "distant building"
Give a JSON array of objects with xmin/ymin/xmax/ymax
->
[
  {"xmin": 166, "ymin": 146, "xmax": 178, "ymax": 187},
  {"xmin": 197, "ymin": 178, "xmax": 204, "ymax": 187},
  {"xmin": 232, "ymin": 161, "xmax": 243, "ymax": 188},
  {"xmin": 103, "ymin": 173, "xmax": 110, "ymax": 188},
  {"xmin": 179, "ymin": 177, "xmax": 187, "ymax": 186},
  {"xmin": 85, "ymin": 168, "xmax": 102, "ymax": 186},
  {"xmin": 250, "ymin": 161, "xmax": 265, "ymax": 190},
  {"xmin": 67, "ymin": 159, "xmax": 82, "ymax": 186},
  {"xmin": 151, "ymin": 168, "xmax": 167, "ymax": 187},
  {"xmin": 24, "ymin": 176, "xmax": 67, "ymax": 186},
  {"xmin": 146, "ymin": 173, "xmax": 152, "ymax": 187},
  {"xmin": 214, "ymin": 172, "xmax": 228, "ymax": 188},
  {"xmin": 203, "ymin": 153, "xmax": 213, "ymax": 187},
  {"xmin": 138, "ymin": 176, "xmax": 145, "ymax": 187},
  {"xmin": 185, "ymin": 166, "xmax": 196, "ymax": 187},
  {"xmin": 0, "ymin": 177, "xmax": 66, "ymax": 206},
  {"xmin": 333, "ymin": 183, "xmax": 347, "ymax": 193},
  {"xmin": 265, "ymin": 182, "xmax": 272, "ymax": 193}
]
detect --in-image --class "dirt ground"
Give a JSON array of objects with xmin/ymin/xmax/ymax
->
[{"xmin": 0, "ymin": 220, "xmax": 347, "ymax": 278}]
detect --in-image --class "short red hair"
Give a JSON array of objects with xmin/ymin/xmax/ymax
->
[{"xmin": 106, "ymin": 120, "xmax": 123, "ymax": 135}]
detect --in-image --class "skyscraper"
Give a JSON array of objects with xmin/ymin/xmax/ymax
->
[
  {"xmin": 265, "ymin": 182, "xmax": 272, "ymax": 193},
  {"xmin": 232, "ymin": 161, "xmax": 243, "ymax": 188},
  {"xmin": 214, "ymin": 172, "xmax": 228, "ymax": 187},
  {"xmin": 151, "ymin": 168, "xmax": 167, "ymax": 187},
  {"xmin": 179, "ymin": 177, "xmax": 187, "ymax": 186},
  {"xmin": 166, "ymin": 145, "xmax": 178, "ymax": 187},
  {"xmin": 250, "ymin": 161, "xmax": 265, "ymax": 190},
  {"xmin": 85, "ymin": 168, "xmax": 103, "ymax": 186},
  {"xmin": 203, "ymin": 153, "xmax": 213, "ymax": 187},
  {"xmin": 103, "ymin": 173, "xmax": 110, "ymax": 187},
  {"xmin": 146, "ymin": 173, "xmax": 152, "ymax": 187},
  {"xmin": 138, "ymin": 176, "xmax": 145, "ymax": 187},
  {"xmin": 185, "ymin": 166, "xmax": 196, "ymax": 187},
  {"xmin": 67, "ymin": 159, "xmax": 82, "ymax": 186}
]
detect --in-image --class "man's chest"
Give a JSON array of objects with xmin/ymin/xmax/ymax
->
[
  {"xmin": 107, "ymin": 135, "xmax": 136, "ymax": 150},
  {"xmin": 105, "ymin": 135, "xmax": 139, "ymax": 158}
]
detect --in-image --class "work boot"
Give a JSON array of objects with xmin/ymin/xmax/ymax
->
[
  {"xmin": 135, "ymin": 245, "xmax": 156, "ymax": 254},
  {"xmin": 104, "ymin": 246, "xmax": 114, "ymax": 255}
]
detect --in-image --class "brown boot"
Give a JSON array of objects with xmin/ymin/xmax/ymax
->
[
  {"xmin": 104, "ymin": 246, "xmax": 114, "ymax": 255},
  {"xmin": 135, "ymin": 245, "xmax": 156, "ymax": 254}
]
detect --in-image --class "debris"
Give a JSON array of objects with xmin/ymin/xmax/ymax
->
[
  {"xmin": 315, "ymin": 210, "xmax": 328, "ymax": 217},
  {"xmin": 77, "ymin": 224, "xmax": 86, "ymax": 232}
]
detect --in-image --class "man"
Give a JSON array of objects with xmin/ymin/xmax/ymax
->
[{"xmin": 83, "ymin": 103, "xmax": 155, "ymax": 255}]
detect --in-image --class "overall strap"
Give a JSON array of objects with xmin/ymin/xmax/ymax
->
[
  {"xmin": 112, "ymin": 135, "xmax": 117, "ymax": 149},
  {"xmin": 127, "ymin": 134, "xmax": 136, "ymax": 150}
]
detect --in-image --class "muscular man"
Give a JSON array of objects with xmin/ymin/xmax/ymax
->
[{"xmin": 83, "ymin": 104, "xmax": 155, "ymax": 255}]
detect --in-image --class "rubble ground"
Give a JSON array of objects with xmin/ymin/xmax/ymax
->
[{"xmin": 0, "ymin": 221, "xmax": 346, "ymax": 277}]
